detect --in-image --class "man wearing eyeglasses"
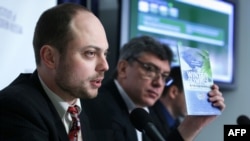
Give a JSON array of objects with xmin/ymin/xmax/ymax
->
[
  {"xmin": 83, "ymin": 35, "xmax": 225, "ymax": 141},
  {"xmin": 149, "ymin": 66, "xmax": 187, "ymax": 139}
]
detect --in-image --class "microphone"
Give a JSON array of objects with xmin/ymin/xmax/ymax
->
[
  {"xmin": 237, "ymin": 115, "xmax": 250, "ymax": 125},
  {"xmin": 129, "ymin": 108, "xmax": 165, "ymax": 141}
]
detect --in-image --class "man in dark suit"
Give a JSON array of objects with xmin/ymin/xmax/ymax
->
[
  {"xmin": 0, "ymin": 3, "xmax": 109, "ymax": 141},
  {"xmin": 150, "ymin": 66, "xmax": 186, "ymax": 137},
  {"xmin": 83, "ymin": 36, "xmax": 226, "ymax": 141}
]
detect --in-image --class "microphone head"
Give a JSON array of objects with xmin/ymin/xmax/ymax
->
[
  {"xmin": 129, "ymin": 108, "xmax": 153, "ymax": 131},
  {"xmin": 237, "ymin": 115, "xmax": 250, "ymax": 125}
]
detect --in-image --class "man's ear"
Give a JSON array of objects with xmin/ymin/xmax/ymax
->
[
  {"xmin": 117, "ymin": 60, "xmax": 129, "ymax": 78},
  {"xmin": 169, "ymin": 85, "xmax": 179, "ymax": 99},
  {"xmin": 40, "ymin": 45, "xmax": 57, "ymax": 69}
]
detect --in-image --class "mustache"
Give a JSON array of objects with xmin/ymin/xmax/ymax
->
[{"xmin": 89, "ymin": 72, "xmax": 105, "ymax": 80}]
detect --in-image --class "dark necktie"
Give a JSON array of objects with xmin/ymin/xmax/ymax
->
[{"xmin": 68, "ymin": 105, "xmax": 81, "ymax": 141}]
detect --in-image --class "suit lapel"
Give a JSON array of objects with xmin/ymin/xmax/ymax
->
[
  {"xmin": 31, "ymin": 71, "xmax": 70, "ymax": 141},
  {"xmin": 79, "ymin": 103, "xmax": 94, "ymax": 141},
  {"xmin": 54, "ymin": 118, "xmax": 69, "ymax": 141},
  {"xmin": 107, "ymin": 81, "xmax": 139, "ymax": 141}
]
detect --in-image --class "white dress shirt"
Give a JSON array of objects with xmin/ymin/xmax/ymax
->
[{"xmin": 39, "ymin": 76, "xmax": 82, "ymax": 141}]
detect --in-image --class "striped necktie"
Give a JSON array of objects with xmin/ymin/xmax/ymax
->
[{"xmin": 68, "ymin": 105, "xmax": 81, "ymax": 141}]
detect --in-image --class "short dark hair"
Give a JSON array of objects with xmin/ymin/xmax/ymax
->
[
  {"xmin": 162, "ymin": 66, "xmax": 183, "ymax": 96},
  {"xmin": 33, "ymin": 3, "xmax": 91, "ymax": 65},
  {"xmin": 119, "ymin": 35, "xmax": 173, "ymax": 62},
  {"xmin": 111, "ymin": 35, "xmax": 173, "ymax": 78}
]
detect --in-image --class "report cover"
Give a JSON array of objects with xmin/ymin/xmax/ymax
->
[{"xmin": 177, "ymin": 45, "xmax": 221, "ymax": 115}]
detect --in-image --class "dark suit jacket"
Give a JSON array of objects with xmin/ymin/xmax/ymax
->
[
  {"xmin": 83, "ymin": 80, "xmax": 184, "ymax": 141},
  {"xmin": 0, "ymin": 71, "xmax": 94, "ymax": 141},
  {"xmin": 149, "ymin": 101, "xmax": 181, "ymax": 138}
]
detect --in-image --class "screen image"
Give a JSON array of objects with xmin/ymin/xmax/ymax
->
[{"xmin": 120, "ymin": 0, "xmax": 236, "ymax": 89}]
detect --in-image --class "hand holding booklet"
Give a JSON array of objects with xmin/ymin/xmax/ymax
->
[{"xmin": 177, "ymin": 44, "xmax": 221, "ymax": 115}]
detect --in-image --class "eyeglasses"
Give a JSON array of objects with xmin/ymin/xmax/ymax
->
[{"xmin": 132, "ymin": 57, "xmax": 172, "ymax": 84}]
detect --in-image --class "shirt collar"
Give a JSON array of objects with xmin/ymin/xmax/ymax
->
[
  {"xmin": 114, "ymin": 79, "xmax": 149, "ymax": 113},
  {"xmin": 157, "ymin": 101, "xmax": 176, "ymax": 127},
  {"xmin": 38, "ymin": 75, "xmax": 82, "ymax": 119}
]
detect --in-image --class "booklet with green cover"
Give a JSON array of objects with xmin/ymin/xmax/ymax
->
[{"xmin": 177, "ymin": 44, "xmax": 221, "ymax": 115}]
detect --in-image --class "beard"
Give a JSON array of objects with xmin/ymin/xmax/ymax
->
[
  {"xmin": 55, "ymin": 62, "xmax": 101, "ymax": 100},
  {"xmin": 55, "ymin": 72, "xmax": 97, "ymax": 99}
]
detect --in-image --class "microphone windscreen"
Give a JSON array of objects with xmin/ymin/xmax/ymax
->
[
  {"xmin": 129, "ymin": 108, "xmax": 153, "ymax": 131},
  {"xmin": 237, "ymin": 115, "xmax": 250, "ymax": 125}
]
